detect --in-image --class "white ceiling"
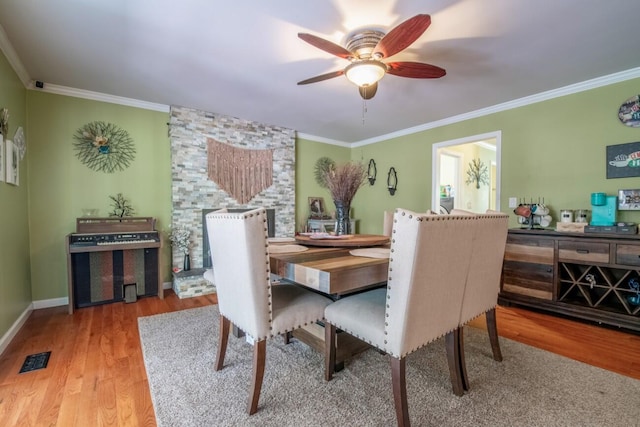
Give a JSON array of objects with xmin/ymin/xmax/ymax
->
[{"xmin": 1, "ymin": 0, "xmax": 640, "ymax": 144}]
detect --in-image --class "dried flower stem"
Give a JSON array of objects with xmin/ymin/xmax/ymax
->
[{"xmin": 324, "ymin": 161, "xmax": 367, "ymax": 205}]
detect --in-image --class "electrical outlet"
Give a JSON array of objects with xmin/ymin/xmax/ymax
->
[{"xmin": 508, "ymin": 197, "xmax": 518, "ymax": 208}]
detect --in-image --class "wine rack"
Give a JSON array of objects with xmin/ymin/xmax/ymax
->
[{"xmin": 558, "ymin": 263, "xmax": 640, "ymax": 316}]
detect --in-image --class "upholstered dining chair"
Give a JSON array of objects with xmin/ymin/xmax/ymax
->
[
  {"xmin": 206, "ymin": 207, "xmax": 332, "ymax": 415},
  {"xmin": 448, "ymin": 209, "xmax": 509, "ymax": 394},
  {"xmin": 324, "ymin": 209, "xmax": 475, "ymax": 427},
  {"xmin": 382, "ymin": 210, "xmax": 394, "ymax": 237}
]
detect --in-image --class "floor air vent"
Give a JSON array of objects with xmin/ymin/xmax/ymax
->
[{"xmin": 19, "ymin": 351, "xmax": 51, "ymax": 373}]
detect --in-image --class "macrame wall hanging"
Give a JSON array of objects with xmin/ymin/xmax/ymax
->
[{"xmin": 207, "ymin": 137, "xmax": 273, "ymax": 204}]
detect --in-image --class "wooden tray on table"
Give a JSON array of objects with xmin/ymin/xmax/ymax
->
[{"xmin": 295, "ymin": 233, "xmax": 389, "ymax": 248}]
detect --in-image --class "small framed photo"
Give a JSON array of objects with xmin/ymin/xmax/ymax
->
[
  {"xmin": 5, "ymin": 139, "xmax": 18, "ymax": 186},
  {"xmin": 308, "ymin": 197, "xmax": 325, "ymax": 218}
]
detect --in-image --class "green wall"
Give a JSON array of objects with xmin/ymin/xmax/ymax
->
[
  {"xmin": 295, "ymin": 137, "xmax": 350, "ymax": 229},
  {"xmin": 27, "ymin": 91, "xmax": 171, "ymax": 301},
  {"xmin": 351, "ymin": 78, "xmax": 640, "ymax": 234},
  {"xmin": 0, "ymin": 50, "xmax": 30, "ymax": 338}
]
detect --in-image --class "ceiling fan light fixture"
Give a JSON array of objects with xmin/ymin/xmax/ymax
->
[{"xmin": 345, "ymin": 60, "xmax": 386, "ymax": 87}]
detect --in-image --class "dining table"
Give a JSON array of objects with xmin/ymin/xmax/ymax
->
[{"xmin": 269, "ymin": 234, "xmax": 390, "ymax": 369}]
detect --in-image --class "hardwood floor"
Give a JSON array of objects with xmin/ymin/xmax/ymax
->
[{"xmin": 1, "ymin": 291, "xmax": 639, "ymax": 426}]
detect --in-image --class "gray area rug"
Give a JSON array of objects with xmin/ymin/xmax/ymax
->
[{"xmin": 139, "ymin": 305, "xmax": 640, "ymax": 427}]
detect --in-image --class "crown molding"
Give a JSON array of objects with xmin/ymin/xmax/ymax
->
[
  {"xmin": 0, "ymin": 24, "xmax": 30, "ymax": 87},
  {"xmin": 31, "ymin": 83, "xmax": 170, "ymax": 112},
  {"xmin": 296, "ymin": 132, "xmax": 351, "ymax": 147},
  {"xmin": 352, "ymin": 67, "xmax": 640, "ymax": 147}
]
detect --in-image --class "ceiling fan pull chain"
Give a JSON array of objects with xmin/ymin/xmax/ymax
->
[{"xmin": 362, "ymin": 98, "xmax": 367, "ymax": 125}]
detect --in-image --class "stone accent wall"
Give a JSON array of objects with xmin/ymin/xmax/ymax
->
[{"xmin": 169, "ymin": 106, "xmax": 295, "ymax": 269}]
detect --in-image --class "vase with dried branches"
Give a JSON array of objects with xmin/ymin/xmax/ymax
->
[{"xmin": 323, "ymin": 161, "xmax": 367, "ymax": 235}]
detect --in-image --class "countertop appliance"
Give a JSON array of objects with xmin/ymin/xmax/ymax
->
[{"xmin": 590, "ymin": 193, "xmax": 617, "ymax": 226}]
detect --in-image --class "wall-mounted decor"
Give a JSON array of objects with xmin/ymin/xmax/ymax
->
[
  {"xmin": 5, "ymin": 139, "xmax": 18, "ymax": 186},
  {"xmin": 207, "ymin": 137, "xmax": 273, "ymax": 204},
  {"xmin": 73, "ymin": 121, "xmax": 136, "ymax": 173},
  {"xmin": 607, "ymin": 141, "xmax": 640, "ymax": 179},
  {"xmin": 13, "ymin": 126, "xmax": 26, "ymax": 160},
  {"xmin": 0, "ymin": 134, "xmax": 4, "ymax": 183},
  {"xmin": 387, "ymin": 167, "xmax": 397, "ymax": 196},
  {"xmin": 618, "ymin": 95, "xmax": 640, "ymax": 127},
  {"xmin": 465, "ymin": 158, "xmax": 489, "ymax": 189},
  {"xmin": 314, "ymin": 156, "xmax": 335, "ymax": 188},
  {"xmin": 0, "ymin": 108, "xmax": 8, "ymax": 137},
  {"xmin": 367, "ymin": 159, "xmax": 377, "ymax": 185}
]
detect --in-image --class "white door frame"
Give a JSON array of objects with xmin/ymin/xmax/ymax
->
[{"xmin": 431, "ymin": 130, "xmax": 502, "ymax": 213}]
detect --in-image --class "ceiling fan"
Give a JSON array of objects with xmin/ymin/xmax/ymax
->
[{"xmin": 297, "ymin": 14, "xmax": 446, "ymax": 100}]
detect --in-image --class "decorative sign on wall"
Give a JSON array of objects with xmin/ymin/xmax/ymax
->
[
  {"xmin": 73, "ymin": 121, "xmax": 136, "ymax": 173},
  {"xmin": 607, "ymin": 141, "xmax": 640, "ymax": 178},
  {"xmin": 618, "ymin": 95, "xmax": 640, "ymax": 128}
]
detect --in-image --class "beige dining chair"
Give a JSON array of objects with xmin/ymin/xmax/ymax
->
[
  {"xmin": 382, "ymin": 210, "xmax": 394, "ymax": 237},
  {"xmin": 324, "ymin": 209, "xmax": 475, "ymax": 427},
  {"xmin": 449, "ymin": 209, "xmax": 509, "ymax": 394},
  {"xmin": 206, "ymin": 207, "xmax": 332, "ymax": 415}
]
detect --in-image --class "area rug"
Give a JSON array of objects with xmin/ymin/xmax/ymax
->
[{"xmin": 139, "ymin": 305, "xmax": 640, "ymax": 427}]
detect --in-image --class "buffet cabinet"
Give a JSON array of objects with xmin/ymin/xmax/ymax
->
[{"xmin": 499, "ymin": 229, "xmax": 640, "ymax": 332}]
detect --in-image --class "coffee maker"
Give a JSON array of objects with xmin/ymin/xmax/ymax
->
[{"xmin": 590, "ymin": 192, "xmax": 617, "ymax": 226}]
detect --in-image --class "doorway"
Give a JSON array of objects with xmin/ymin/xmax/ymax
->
[{"xmin": 432, "ymin": 131, "xmax": 501, "ymax": 213}]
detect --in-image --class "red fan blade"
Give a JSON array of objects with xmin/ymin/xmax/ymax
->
[
  {"xmin": 386, "ymin": 62, "xmax": 446, "ymax": 78},
  {"xmin": 298, "ymin": 33, "xmax": 353, "ymax": 59},
  {"xmin": 374, "ymin": 14, "xmax": 432, "ymax": 59},
  {"xmin": 297, "ymin": 70, "xmax": 345, "ymax": 85}
]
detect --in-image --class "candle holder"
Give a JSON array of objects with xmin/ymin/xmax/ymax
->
[
  {"xmin": 387, "ymin": 167, "xmax": 397, "ymax": 196},
  {"xmin": 367, "ymin": 159, "xmax": 377, "ymax": 185}
]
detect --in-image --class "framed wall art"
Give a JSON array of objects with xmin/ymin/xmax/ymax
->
[
  {"xmin": 5, "ymin": 139, "xmax": 19, "ymax": 186},
  {"xmin": 606, "ymin": 141, "xmax": 640, "ymax": 179},
  {"xmin": 0, "ymin": 134, "xmax": 4, "ymax": 182}
]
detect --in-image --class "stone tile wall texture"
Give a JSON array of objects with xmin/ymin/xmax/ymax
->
[{"xmin": 170, "ymin": 106, "xmax": 295, "ymax": 269}]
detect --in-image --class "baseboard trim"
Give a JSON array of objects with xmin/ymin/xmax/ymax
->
[
  {"xmin": 0, "ymin": 303, "xmax": 33, "ymax": 356},
  {"xmin": 32, "ymin": 297, "xmax": 69, "ymax": 310}
]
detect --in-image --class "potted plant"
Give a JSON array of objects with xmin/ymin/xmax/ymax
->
[{"xmin": 169, "ymin": 226, "xmax": 192, "ymax": 271}]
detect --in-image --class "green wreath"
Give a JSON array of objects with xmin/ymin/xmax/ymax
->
[{"xmin": 73, "ymin": 121, "xmax": 135, "ymax": 173}]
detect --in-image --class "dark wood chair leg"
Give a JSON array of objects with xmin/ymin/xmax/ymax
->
[
  {"xmin": 283, "ymin": 331, "xmax": 291, "ymax": 344},
  {"xmin": 486, "ymin": 308, "xmax": 503, "ymax": 362},
  {"xmin": 324, "ymin": 322, "xmax": 336, "ymax": 381},
  {"xmin": 215, "ymin": 315, "xmax": 230, "ymax": 371},
  {"xmin": 247, "ymin": 339, "xmax": 266, "ymax": 415},
  {"xmin": 391, "ymin": 357, "xmax": 410, "ymax": 427},
  {"xmin": 445, "ymin": 329, "xmax": 465, "ymax": 396},
  {"xmin": 458, "ymin": 327, "xmax": 469, "ymax": 391}
]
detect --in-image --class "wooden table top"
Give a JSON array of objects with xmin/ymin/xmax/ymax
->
[
  {"xmin": 270, "ymin": 246, "xmax": 389, "ymax": 296},
  {"xmin": 294, "ymin": 233, "xmax": 390, "ymax": 247}
]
